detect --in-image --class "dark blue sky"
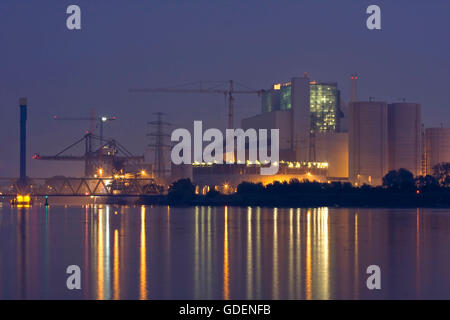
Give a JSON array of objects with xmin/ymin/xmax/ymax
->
[{"xmin": 0, "ymin": 0, "xmax": 449, "ymax": 177}]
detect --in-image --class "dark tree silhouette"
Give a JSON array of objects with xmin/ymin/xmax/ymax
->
[
  {"xmin": 382, "ymin": 168, "xmax": 416, "ymax": 192},
  {"xmin": 236, "ymin": 182, "xmax": 264, "ymax": 194},
  {"xmin": 415, "ymin": 175, "xmax": 440, "ymax": 192},
  {"xmin": 168, "ymin": 178, "xmax": 196, "ymax": 204},
  {"xmin": 206, "ymin": 188, "xmax": 221, "ymax": 198},
  {"xmin": 433, "ymin": 162, "xmax": 450, "ymax": 187}
]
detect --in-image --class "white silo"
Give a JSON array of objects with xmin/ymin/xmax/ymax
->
[
  {"xmin": 349, "ymin": 101, "xmax": 388, "ymax": 186},
  {"xmin": 425, "ymin": 128, "xmax": 450, "ymax": 175},
  {"xmin": 387, "ymin": 103, "xmax": 422, "ymax": 176}
]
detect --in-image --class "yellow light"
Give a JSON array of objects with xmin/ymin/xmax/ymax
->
[
  {"xmin": 24, "ymin": 195, "xmax": 30, "ymax": 203},
  {"xmin": 98, "ymin": 168, "xmax": 103, "ymax": 176},
  {"xmin": 141, "ymin": 170, "xmax": 146, "ymax": 176},
  {"xmin": 273, "ymin": 84, "xmax": 281, "ymax": 90},
  {"xmin": 17, "ymin": 195, "xmax": 23, "ymax": 202}
]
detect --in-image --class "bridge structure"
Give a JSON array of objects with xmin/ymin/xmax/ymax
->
[{"xmin": 0, "ymin": 176, "xmax": 164, "ymax": 197}]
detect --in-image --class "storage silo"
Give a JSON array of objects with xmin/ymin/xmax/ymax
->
[
  {"xmin": 387, "ymin": 103, "xmax": 422, "ymax": 176},
  {"xmin": 425, "ymin": 128, "xmax": 450, "ymax": 175},
  {"xmin": 349, "ymin": 101, "xmax": 388, "ymax": 186}
]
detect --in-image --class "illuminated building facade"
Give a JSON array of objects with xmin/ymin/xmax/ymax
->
[
  {"xmin": 310, "ymin": 82, "xmax": 340, "ymax": 133},
  {"xmin": 192, "ymin": 161, "xmax": 329, "ymax": 194},
  {"xmin": 245, "ymin": 76, "xmax": 342, "ymax": 163},
  {"xmin": 261, "ymin": 80, "xmax": 341, "ymax": 133}
]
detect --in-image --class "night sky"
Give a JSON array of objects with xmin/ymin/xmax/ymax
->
[{"xmin": 0, "ymin": 0, "xmax": 449, "ymax": 177}]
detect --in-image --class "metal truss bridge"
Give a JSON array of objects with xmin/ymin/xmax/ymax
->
[{"xmin": 0, "ymin": 177, "xmax": 164, "ymax": 197}]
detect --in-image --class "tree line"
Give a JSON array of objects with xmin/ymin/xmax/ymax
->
[{"xmin": 164, "ymin": 162, "xmax": 450, "ymax": 206}]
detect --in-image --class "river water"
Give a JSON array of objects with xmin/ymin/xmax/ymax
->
[{"xmin": 0, "ymin": 204, "xmax": 449, "ymax": 299}]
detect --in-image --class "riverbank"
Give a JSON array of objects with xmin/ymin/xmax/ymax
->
[{"xmin": 136, "ymin": 191, "xmax": 450, "ymax": 208}]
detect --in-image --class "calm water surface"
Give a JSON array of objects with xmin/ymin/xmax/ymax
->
[{"xmin": 0, "ymin": 204, "xmax": 449, "ymax": 299}]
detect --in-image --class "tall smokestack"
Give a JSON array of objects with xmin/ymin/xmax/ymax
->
[
  {"xmin": 19, "ymin": 98, "xmax": 27, "ymax": 187},
  {"xmin": 350, "ymin": 74, "xmax": 358, "ymax": 102}
]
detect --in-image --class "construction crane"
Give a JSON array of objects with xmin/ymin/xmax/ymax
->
[{"xmin": 129, "ymin": 80, "xmax": 264, "ymax": 128}]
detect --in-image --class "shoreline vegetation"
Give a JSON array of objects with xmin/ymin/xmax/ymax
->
[{"xmin": 136, "ymin": 166, "xmax": 450, "ymax": 208}]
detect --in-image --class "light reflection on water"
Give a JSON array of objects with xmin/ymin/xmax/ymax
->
[{"xmin": 0, "ymin": 205, "xmax": 449, "ymax": 299}]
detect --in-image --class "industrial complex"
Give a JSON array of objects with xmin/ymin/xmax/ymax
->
[
  {"xmin": 186, "ymin": 74, "xmax": 450, "ymax": 193},
  {"xmin": 4, "ymin": 73, "xmax": 450, "ymax": 200}
]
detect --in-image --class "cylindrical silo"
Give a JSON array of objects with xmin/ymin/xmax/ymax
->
[
  {"xmin": 388, "ymin": 103, "xmax": 422, "ymax": 176},
  {"xmin": 425, "ymin": 128, "xmax": 450, "ymax": 175},
  {"xmin": 349, "ymin": 101, "xmax": 388, "ymax": 186}
]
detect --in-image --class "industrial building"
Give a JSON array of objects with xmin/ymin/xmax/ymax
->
[
  {"xmin": 191, "ymin": 74, "xmax": 349, "ymax": 189},
  {"xmin": 315, "ymin": 132, "xmax": 348, "ymax": 179},
  {"xmin": 188, "ymin": 75, "xmax": 427, "ymax": 188},
  {"xmin": 244, "ymin": 75, "xmax": 342, "ymax": 162},
  {"xmin": 349, "ymin": 101, "xmax": 388, "ymax": 186},
  {"xmin": 425, "ymin": 127, "xmax": 450, "ymax": 175},
  {"xmin": 193, "ymin": 161, "xmax": 329, "ymax": 194},
  {"xmin": 387, "ymin": 103, "xmax": 422, "ymax": 176},
  {"xmin": 241, "ymin": 109, "xmax": 294, "ymax": 160},
  {"xmin": 261, "ymin": 79, "xmax": 341, "ymax": 133}
]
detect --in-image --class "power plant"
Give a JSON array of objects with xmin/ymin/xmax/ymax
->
[
  {"xmin": 188, "ymin": 74, "xmax": 443, "ymax": 191},
  {"xmin": 3, "ymin": 73, "xmax": 450, "ymax": 200}
]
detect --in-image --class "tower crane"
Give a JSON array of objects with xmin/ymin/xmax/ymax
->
[{"xmin": 129, "ymin": 80, "xmax": 264, "ymax": 128}]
